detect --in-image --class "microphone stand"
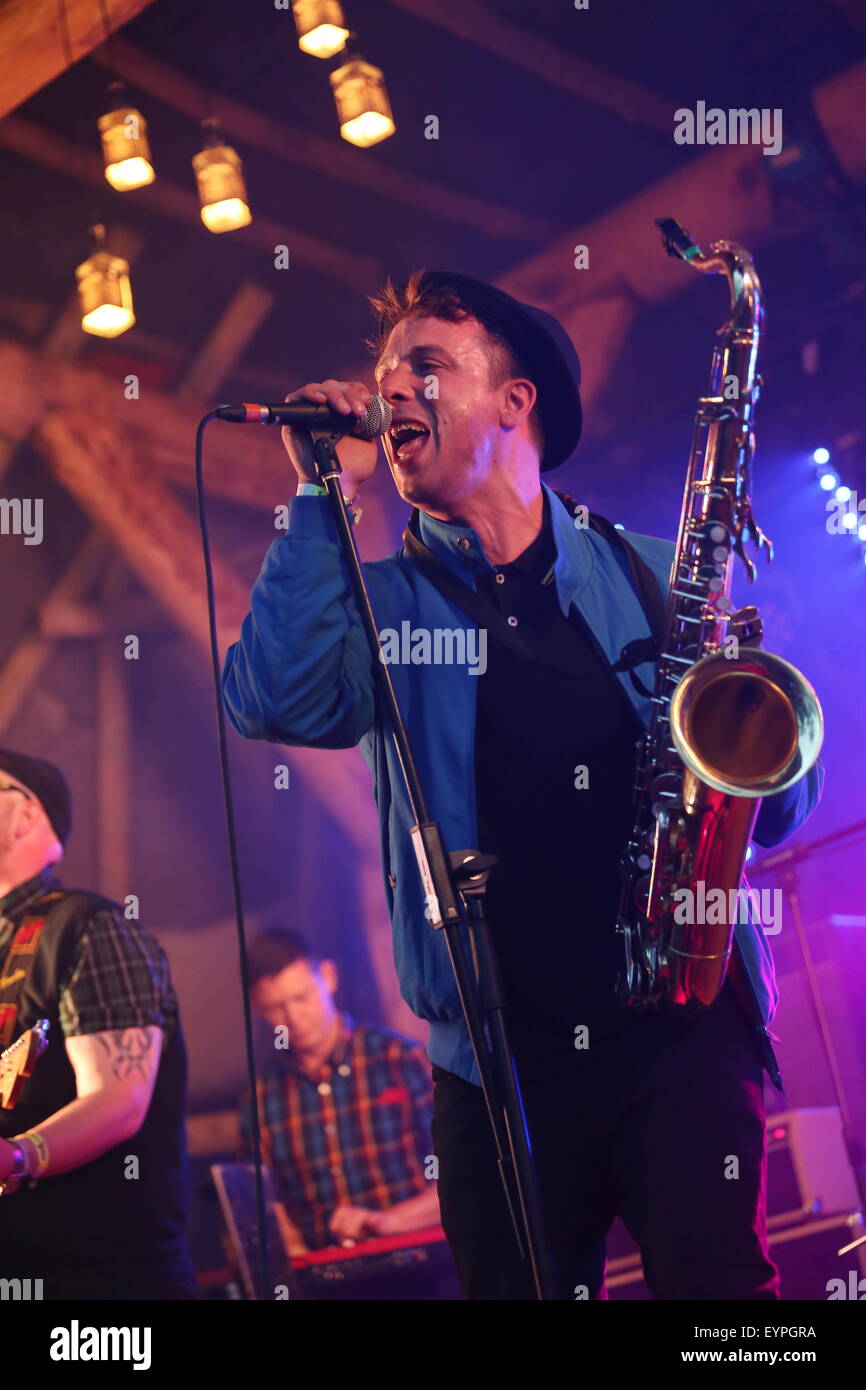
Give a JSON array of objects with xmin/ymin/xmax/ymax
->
[
  {"xmin": 750, "ymin": 817, "xmax": 866, "ymax": 1256},
  {"xmin": 309, "ymin": 430, "xmax": 557, "ymax": 1300}
]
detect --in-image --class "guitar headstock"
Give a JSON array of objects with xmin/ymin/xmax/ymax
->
[{"xmin": 0, "ymin": 1019, "xmax": 49, "ymax": 1110}]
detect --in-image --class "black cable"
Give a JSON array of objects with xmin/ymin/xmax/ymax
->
[{"xmin": 194, "ymin": 413, "xmax": 272, "ymax": 1301}]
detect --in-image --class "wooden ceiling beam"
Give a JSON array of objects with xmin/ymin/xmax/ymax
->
[
  {"xmin": 496, "ymin": 57, "xmax": 866, "ymax": 439},
  {"xmin": 0, "ymin": 115, "xmax": 379, "ymax": 291},
  {"xmin": 39, "ymin": 595, "xmax": 169, "ymax": 638},
  {"xmin": 176, "ymin": 281, "xmax": 275, "ymax": 401},
  {"xmin": 0, "ymin": 0, "xmax": 156, "ymax": 120},
  {"xmin": 94, "ymin": 37, "xmax": 556, "ymax": 242},
  {"xmin": 0, "ymin": 295, "xmax": 52, "ymax": 338},
  {"xmin": 0, "ymin": 294, "xmax": 294, "ymax": 397},
  {"xmin": 0, "ymin": 334, "xmax": 282, "ymax": 500},
  {"xmin": 0, "ymin": 530, "xmax": 110, "ymax": 736},
  {"xmin": 384, "ymin": 0, "xmax": 673, "ymax": 133},
  {"xmin": 33, "ymin": 406, "xmax": 380, "ymax": 851},
  {"xmin": 0, "ymin": 335, "xmax": 404, "ymax": 541},
  {"xmin": 35, "ymin": 408, "xmax": 254, "ymax": 650},
  {"xmin": 0, "ymin": 290, "xmax": 315, "ymax": 404}
]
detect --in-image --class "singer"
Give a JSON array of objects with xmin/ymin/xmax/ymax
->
[{"xmin": 221, "ymin": 270, "xmax": 823, "ymax": 1300}]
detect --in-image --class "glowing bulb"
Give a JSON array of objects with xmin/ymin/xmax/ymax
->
[
  {"xmin": 98, "ymin": 105, "xmax": 155, "ymax": 191},
  {"xmin": 193, "ymin": 134, "xmax": 252, "ymax": 233},
  {"xmin": 835, "ymin": 484, "xmax": 852, "ymax": 502},
  {"xmin": 819, "ymin": 472, "xmax": 839, "ymax": 491},
  {"xmin": 75, "ymin": 234, "xmax": 135, "ymax": 338},
  {"xmin": 842, "ymin": 511, "xmax": 857, "ymax": 530},
  {"xmin": 858, "ymin": 523, "xmax": 866, "ymax": 541},
  {"xmin": 812, "ymin": 447, "xmax": 830, "ymax": 466},
  {"xmin": 331, "ymin": 58, "xmax": 395, "ymax": 148},
  {"xmin": 200, "ymin": 196, "xmax": 252, "ymax": 233},
  {"xmin": 292, "ymin": 2, "xmax": 349, "ymax": 58}
]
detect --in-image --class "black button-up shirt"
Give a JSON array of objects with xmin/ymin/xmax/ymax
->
[{"xmin": 473, "ymin": 492, "xmax": 643, "ymax": 1060}]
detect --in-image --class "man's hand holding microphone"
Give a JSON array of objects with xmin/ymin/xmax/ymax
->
[{"xmin": 280, "ymin": 379, "xmax": 385, "ymax": 502}]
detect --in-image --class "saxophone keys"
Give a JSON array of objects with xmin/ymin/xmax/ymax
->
[{"xmin": 730, "ymin": 605, "xmax": 763, "ymax": 647}]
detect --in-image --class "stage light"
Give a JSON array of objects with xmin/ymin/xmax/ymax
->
[
  {"xmin": 292, "ymin": 0, "xmax": 348, "ymax": 58},
  {"xmin": 835, "ymin": 484, "xmax": 852, "ymax": 502},
  {"xmin": 193, "ymin": 121, "xmax": 252, "ymax": 233},
  {"xmin": 614, "ymin": 523, "xmax": 625, "ymax": 531},
  {"xmin": 75, "ymin": 225, "xmax": 135, "ymax": 338},
  {"xmin": 812, "ymin": 447, "xmax": 830, "ymax": 466},
  {"xmin": 819, "ymin": 471, "xmax": 839, "ymax": 491},
  {"xmin": 98, "ymin": 87, "xmax": 155, "ymax": 191},
  {"xmin": 859, "ymin": 523, "xmax": 866, "ymax": 541},
  {"xmin": 331, "ymin": 57, "xmax": 395, "ymax": 147},
  {"xmin": 842, "ymin": 512, "xmax": 857, "ymax": 530}
]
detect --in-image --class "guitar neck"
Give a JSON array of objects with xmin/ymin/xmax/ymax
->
[{"xmin": 0, "ymin": 1019, "xmax": 50, "ymax": 1110}]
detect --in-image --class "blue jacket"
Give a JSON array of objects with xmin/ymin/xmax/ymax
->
[{"xmin": 222, "ymin": 482, "xmax": 823, "ymax": 1087}]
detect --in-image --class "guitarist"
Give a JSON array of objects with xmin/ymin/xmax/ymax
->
[{"xmin": 0, "ymin": 749, "xmax": 197, "ymax": 1300}]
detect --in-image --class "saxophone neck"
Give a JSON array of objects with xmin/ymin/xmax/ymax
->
[{"xmin": 655, "ymin": 216, "xmax": 763, "ymax": 333}]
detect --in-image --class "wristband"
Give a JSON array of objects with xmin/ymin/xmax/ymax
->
[
  {"xmin": 296, "ymin": 481, "xmax": 357, "ymax": 503},
  {"xmin": 17, "ymin": 1129, "xmax": 49, "ymax": 1174},
  {"xmin": 296, "ymin": 482, "xmax": 362, "ymax": 522}
]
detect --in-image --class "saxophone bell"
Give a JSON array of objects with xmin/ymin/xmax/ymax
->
[{"xmin": 669, "ymin": 649, "xmax": 824, "ymax": 800}]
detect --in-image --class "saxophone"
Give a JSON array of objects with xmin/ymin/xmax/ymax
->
[{"xmin": 615, "ymin": 217, "xmax": 824, "ymax": 1008}]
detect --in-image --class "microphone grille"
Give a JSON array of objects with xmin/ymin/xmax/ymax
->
[{"xmin": 354, "ymin": 394, "xmax": 393, "ymax": 440}]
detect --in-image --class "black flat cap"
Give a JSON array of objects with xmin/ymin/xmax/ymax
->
[
  {"xmin": 0, "ymin": 749, "xmax": 72, "ymax": 847},
  {"xmin": 411, "ymin": 271, "xmax": 583, "ymax": 472}
]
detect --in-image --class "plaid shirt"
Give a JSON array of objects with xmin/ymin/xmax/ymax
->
[
  {"xmin": 242, "ymin": 1015, "xmax": 434, "ymax": 1249},
  {"xmin": 0, "ymin": 868, "xmax": 177, "ymax": 1040},
  {"xmin": 0, "ymin": 869, "xmax": 194, "ymax": 1288}
]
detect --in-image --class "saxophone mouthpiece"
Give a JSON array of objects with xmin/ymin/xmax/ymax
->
[{"xmin": 655, "ymin": 217, "xmax": 703, "ymax": 263}]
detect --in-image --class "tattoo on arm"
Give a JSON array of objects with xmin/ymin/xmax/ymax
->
[{"xmin": 95, "ymin": 1028, "xmax": 154, "ymax": 1082}]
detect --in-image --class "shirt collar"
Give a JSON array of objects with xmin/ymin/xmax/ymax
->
[
  {"xmin": 496, "ymin": 487, "xmax": 556, "ymax": 583},
  {"xmin": 414, "ymin": 480, "xmax": 591, "ymax": 599},
  {"xmin": 281, "ymin": 1011, "xmax": 356, "ymax": 1081},
  {"xmin": 0, "ymin": 867, "xmax": 60, "ymax": 929}
]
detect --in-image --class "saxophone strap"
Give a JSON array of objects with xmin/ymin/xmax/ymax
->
[
  {"xmin": 556, "ymin": 495, "xmax": 666, "ymax": 699},
  {"xmin": 401, "ymin": 492, "xmax": 666, "ymax": 696}
]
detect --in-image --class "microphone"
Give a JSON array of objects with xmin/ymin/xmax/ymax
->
[{"xmin": 215, "ymin": 395, "xmax": 392, "ymax": 440}]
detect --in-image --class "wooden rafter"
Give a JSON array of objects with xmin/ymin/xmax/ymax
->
[
  {"xmin": 0, "ymin": 530, "xmax": 110, "ymax": 736},
  {"xmin": 384, "ymin": 0, "xmax": 673, "ymax": 132},
  {"xmin": 176, "ymin": 282, "xmax": 275, "ymax": 401},
  {"xmin": 0, "ymin": 335, "xmax": 404, "ymax": 548},
  {"xmin": 0, "ymin": 0, "xmax": 156, "ymax": 121},
  {"xmin": 39, "ymin": 594, "xmax": 167, "ymax": 638},
  {"xmin": 96, "ymin": 560, "xmax": 131, "ymax": 900},
  {"xmin": 0, "ymin": 336, "xmax": 279, "ymax": 497},
  {"xmin": 35, "ymin": 408, "xmax": 251, "ymax": 649},
  {"xmin": 31, "ymin": 407, "xmax": 377, "ymax": 851},
  {"xmin": 496, "ymin": 57, "xmax": 866, "ymax": 438}
]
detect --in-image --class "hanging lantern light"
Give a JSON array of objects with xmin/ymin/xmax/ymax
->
[
  {"xmin": 291, "ymin": 0, "xmax": 348, "ymax": 59},
  {"xmin": 98, "ymin": 82, "xmax": 155, "ymax": 191},
  {"xmin": 193, "ymin": 120, "xmax": 252, "ymax": 233},
  {"xmin": 75, "ymin": 225, "xmax": 135, "ymax": 338},
  {"xmin": 330, "ymin": 56, "xmax": 395, "ymax": 147}
]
